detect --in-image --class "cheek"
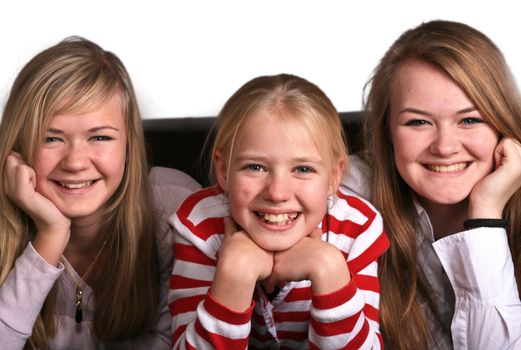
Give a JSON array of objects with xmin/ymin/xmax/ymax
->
[
  {"xmin": 474, "ymin": 136, "xmax": 497, "ymax": 159},
  {"xmin": 96, "ymin": 145, "xmax": 126, "ymax": 176},
  {"xmin": 33, "ymin": 152, "xmax": 56, "ymax": 189},
  {"xmin": 301, "ymin": 180, "xmax": 331, "ymax": 214},
  {"xmin": 227, "ymin": 177, "xmax": 257, "ymax": 210},
  {"xmin": 391, "ymin": 130, "xmax": 424, "ymax": 166}
]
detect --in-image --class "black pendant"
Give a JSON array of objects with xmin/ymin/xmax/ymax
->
[
  {"xmin": 75, "ymin": 285, "xmax": 83, "ymax": 323},
  {"xmin": 75, "ymin": 307, "xmax": 83, "ymax": 323}
]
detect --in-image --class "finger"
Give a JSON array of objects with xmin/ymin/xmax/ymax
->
[
  {"xmin": 5, "ymin": 155, "xmax": 23, "ymax": 194},
  {"xmin": 496, "ymin": 138, "xmax": 521, "ymax": 169},
  {"xmin": 9, "ymin": 151, "xmax": 24, "ymax": 161}
]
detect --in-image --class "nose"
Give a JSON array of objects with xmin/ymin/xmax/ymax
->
[
  {"xmin": 429, "ymin": 127, "xmax": 462, "ymax": 156},
  {"xmin": 263, "ymin": 173, "xmax": 291, "ymax": 202},
  {"xmin": 60, "ymin": 142, "xmax": 90, "ymax": 171}
]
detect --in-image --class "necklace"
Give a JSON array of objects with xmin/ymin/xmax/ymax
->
[{"xmin": 63, "ymin": 240, "xmax": 107, "ymax": 323}]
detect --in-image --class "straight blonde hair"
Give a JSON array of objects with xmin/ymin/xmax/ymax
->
[
  {"xmin": 0, "ymin": 37, "xmax": 158, "ymax": 348},
  {"xmin": 211, "ymin": 73, "xmax": 348, "ymax": 184}
]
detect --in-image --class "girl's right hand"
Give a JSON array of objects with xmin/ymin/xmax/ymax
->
[
  {"xmin": 5, "ymin": 152, "xmax": 70, "ymax": 264},
  {"xmin": 209, "ymin": 217, "xmax": 273, "ymax": 311},
  {"xmin": 469, "ymin": 137, "xmax": 521, "ymax": 218}
]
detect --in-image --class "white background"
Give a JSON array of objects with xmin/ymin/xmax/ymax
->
[{"xmin": 1, "ymin": 1, "xmax": 519, "ymax": 119}]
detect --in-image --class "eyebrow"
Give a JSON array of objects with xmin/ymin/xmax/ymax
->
[
  {"xmin": 398, "ymin": 106, "xmax": 477, "ymax": 115},
  {"xmin": 235, "ymin": 154, "xmax": 324, "ymax": 165},
  {"xmin": 47, "ymin": 126, "xmax": 120, "ymax": 133}
]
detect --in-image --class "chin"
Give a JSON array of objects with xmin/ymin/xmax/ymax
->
[
  {"xmin": 426, "ymin": 193, "xmax": 470, "ymax": 206},
  {"xmin": 254, "ymin": 237, "xmax": 298, "ymax": 252},
  {"xmin": 59, "ymin": 206, "xmax": 102, "ymax": 219}
]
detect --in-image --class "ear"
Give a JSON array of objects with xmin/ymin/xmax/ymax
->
[
  {"xmin": 214, "ymin": 150, "xmax": 228, "ymax": 191},
  {"xmin": 329, "ymin": 158, "xmax": 345, "ymax": 196}
]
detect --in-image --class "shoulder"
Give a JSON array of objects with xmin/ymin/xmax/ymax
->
[
  {"xmin": 328, "ymin": 186, "xmax": 389, "ymax": 271},
  {"xmin": 150, "ymin": 166, "xmax": 201, "ymax": 192},
  {"xmin": 332, "ymin": 186, "xmax": 382, "ymax": 228},
  {"xmin": 150, "ymin": 166, "xmax": 202, "ymax": 216},
  {"xmin": 172, "ymin": 185, "xmax": 229, "ymax": 243},
  {"xmin": 340, "ymin": 154, "xmax": 372, "ymax": 200}
]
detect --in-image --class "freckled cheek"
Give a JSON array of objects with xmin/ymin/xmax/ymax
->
[
  {"xmin": 32, "ymin": 154, "xmax": 57, "ymax": 189},
  {"xmin": 227, "ymin": 178, "xmax": 258, "ymax": 209},
  {"xmin": 94, "ymin": 147, "xmax": 126, "ymax": 170}
]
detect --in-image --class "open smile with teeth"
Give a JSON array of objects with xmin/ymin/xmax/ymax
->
[
  {"xmin": 257, "ymin": 211, "xmax": 299, "ymax": 225},
  {"xmin": 58, "ymin": 181, "xmax": 95, "ymax": 189},
  {"xmin": 425, "ymin": 162, "xmax": 468, "ymax": 173}
]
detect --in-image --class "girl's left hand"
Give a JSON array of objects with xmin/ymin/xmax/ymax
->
[
  {"xmin": 262, "ymin": 228, "xmax": 351, "ymax": 295},
  {"xmin": 469, "ymin": 137, "xmax": 521, "ymax": 218}
]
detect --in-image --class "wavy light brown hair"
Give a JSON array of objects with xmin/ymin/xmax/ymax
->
[
  {"xmin": 0, "ymin": 37, "xmax": 158, "ymax": 348},
  {"xmin": 362, "ymin": 20, "xmax": 521, "ymax": 349}
]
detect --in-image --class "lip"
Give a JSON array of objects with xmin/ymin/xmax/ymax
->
[
  {"xmin": 422, "ymin": 161, "xmax": 470, "ymax": 174},
  {"xmin": 53, "ymin": 179, "xmax": 98, "ymax": 193},
  {"xmin": 255, "ymin": 210, "xmax": 300, "ymax": 228}
]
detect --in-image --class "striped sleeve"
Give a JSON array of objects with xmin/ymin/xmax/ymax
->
[
  {"xmin": 309, "ymin": 188, "xmax": 389, "ymax": 349},
  {"xmin": 169, "ymin": 186, "xmax": 253, "ymax": 349}
]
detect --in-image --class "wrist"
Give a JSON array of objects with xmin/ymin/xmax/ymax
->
[
  {"xmin": 468, "ymin": 199, "xmax": 503, "ymax": 219},
  {"xmin": 463, "ymin": 218, "xmax": 509, "ymax": 229},
  {"xmin": 309, "ymin": 248, "xmax": 350, "ymax": 295},
  {"xmin": 32, "ymin": 228, "xmax": 71, "ymax": 266}
]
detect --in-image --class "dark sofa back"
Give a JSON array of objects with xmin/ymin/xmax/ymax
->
[{"xmin": 143, "ymin": 111, "xmax": 364, "ymax": 186}]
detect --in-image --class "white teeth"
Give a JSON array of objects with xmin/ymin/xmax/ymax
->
[
  {"xmin": 60, "ymin": 181, "xmax": 92, "ymax": 189},
  {"xmin": 259, "ymin": 212, "xmax": 298, "ymax": 225},
  {"xmin": 428, "ymin": 163, "xmax": 467, "ymax": 173}
]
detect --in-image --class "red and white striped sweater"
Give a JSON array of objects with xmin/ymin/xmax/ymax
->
[{"xmin": 169, "ymin": 185, "xmax": 389, "ymax": 349}]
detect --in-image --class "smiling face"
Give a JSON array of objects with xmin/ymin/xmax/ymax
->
[
  {"xmin": 216, "ymin": 113, "xmax": 340, "ymax": 252},
  {"xmin": 33, "ymin": 94, "xmax": 127, "ymax": 223},
  {"xmin": 389, "ymin": 60, "xmax": 499, "ymax": 207}
]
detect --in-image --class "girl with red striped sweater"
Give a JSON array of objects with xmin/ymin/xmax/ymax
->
[{"xmin": 169, "ymin": 74, "xmax": 389, "ymax": 349}]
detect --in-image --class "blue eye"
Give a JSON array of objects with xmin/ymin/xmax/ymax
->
[
  {"xmin": 90, "ymin": 135, "xmax": 112, "ymax": 141},
  {"xmin": 247, "ymin": 164, "xmax": 264, "ymax": 172},
  {"xmin": 45, "ymin": 136, "xmax": 61, "ymax": 143},
  {"xmin": 461, "ymin": 117, "xmax": 483, "ymax": 124},
  {"xmin": 294, "ymin": 166, "xmax": 314, "ymax": 174}
]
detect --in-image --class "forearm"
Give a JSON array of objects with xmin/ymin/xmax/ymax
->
[
  {"xmin": 170, "ymin": 241, "xmax": 253, "ymax": 349},
  {"xmin": 309, "ymin": 268, "xmax": 383, "ymax": 349},
  {"xmin": 434, "ymin": 228, "xmax": 521, "ymax": 349},
  {"xmin": 0, "ymin": 243, "xmax": 62, "ymax": 349}
]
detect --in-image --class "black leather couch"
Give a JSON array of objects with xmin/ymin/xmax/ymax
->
[{"xmin": 143, "ymin": 111, "xmax": 364, "ymax": 186}]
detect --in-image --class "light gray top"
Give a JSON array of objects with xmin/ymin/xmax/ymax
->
[{"xmin": 0, "ymin": 166, "xmax": 201, "ymax": 350}]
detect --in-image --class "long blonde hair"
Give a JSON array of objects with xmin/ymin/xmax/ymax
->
[
  {"xmin": 0, "ymin": 37, "xmax": 158, "ymax": 348},
  {"xmin": 211, "ymin": 73, "xmax": 348, "ymax": 183},
  {"xmin": 362, "ymin": 20, "xmax": 521, "ymax": 349}
]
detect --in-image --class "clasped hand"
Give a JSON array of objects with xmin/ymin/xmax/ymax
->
[
  {"xmin": 470, "ymin": 137, "xmax": 521, "ymax": 218},
  {"xmin": 5, "ymin": 152, "xmax": 70, "ymax": 240},
  {"xmin": 214, "ymin": 216, "xmax": 350, "ymax": 311}
]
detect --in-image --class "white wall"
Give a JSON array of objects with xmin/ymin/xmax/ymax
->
[{"xmin": 1, "ymin": 0, "xmax": 519, "ymax": 119}]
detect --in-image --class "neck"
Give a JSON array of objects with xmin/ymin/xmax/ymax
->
[
  {"xmin": 418, "ymin": 197, "xmax": 468, "ymax": 240},
  {"xmin": 64, "ymin": 212, "xmax": 106, "ymax": 271}
]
